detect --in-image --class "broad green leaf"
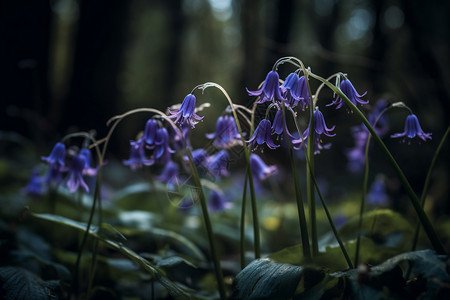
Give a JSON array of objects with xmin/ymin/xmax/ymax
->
[
  {"xmin": 331, "ymin": 250, "xmax": 450, "ymax": 300},
  {"xmin": 31, "ymin": 213, "xmax": 191, "ymax": 300},
  {"xmin": 233, "ymin": 258, "xmax": 303, "ymax": 299},
  {"xmin": 0, "ymin": 266, "xmax": 61, "ymax": 300}
]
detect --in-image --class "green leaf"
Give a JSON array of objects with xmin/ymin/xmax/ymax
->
[
  {"xmin": 233, "ymin": 258, "xmax": 303, "ymax": 300},
  {"xmin": 331, "ymin": 250, "xmax": 450, "ymax": 300},
  {"xmin": 30, "ymin": 213, "xmax": 191, "ymax": 300},
  {"xmin": 0, "ymin": 267, "xmax": 60, "ymax": 300}
]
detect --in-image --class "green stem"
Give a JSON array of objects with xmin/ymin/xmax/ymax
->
[
  {"xmin": 197, "ymin": 82, "xmax": 260, "ymax": 258},
  {"xmin": 355, "ymin": 105, "xmax": 390, "ymax": 266},
  {"xmin": 282, "ymin": 104, "xmax": 311, "ymax": 258},
  {"xmin": 240, "ymin": 170, "xmax": 249, "ymax": 269},
  {"xmin": 411, "ymin": 126, "xmax": 450, "ymax": 251},
  {"xmin": 354, "ymin": 129, "xmax": 371, "ymax": 267},
  {"xmin": 309, "ymin": 72, "xmax": 446, "ymax": 254},
  {"xmin": 185, "ymin": 147, "xmax": 226, "ymax": 300},
  {"xmin": 306, "ymin": 158, "xmax": 353, "ymax": 269}
]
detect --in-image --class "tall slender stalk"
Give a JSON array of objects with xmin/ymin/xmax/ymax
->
[
  {"xmin": 308, "ymin": 72, "xmax": 446, "ymax": 255},
  {"xmin": 411, "ymin": 126, "xmax": 450, "ymax": 251},
  {"xmin": 281, "ymin": 103, "xmax": 311, "ymax": 258},
  {"xmin": 185, "ymin": 148, "xmax": 226, "ymax": 300},
  {"xmin": 196, "ymin": 82, "xmax": 260, "ymax": 258},
  {"xmin": 240, "ymin": 170, "xmax": 249, "ymax": 269}
]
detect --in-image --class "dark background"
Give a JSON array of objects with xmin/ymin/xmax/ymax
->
[{"xmin": 1, "ymin": 0, "xmax": 449, "ymax": 212}]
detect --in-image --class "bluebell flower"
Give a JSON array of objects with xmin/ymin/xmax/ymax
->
[
  {"xmin": 152, "ymin": 128, "xmax": 175, "ymax": 160},
  {"xmin": 205, "ymin": 150, "xmax": 230, "ymax": 178},
  {"xmin": 66, "ymin": 154, "xmax": 89, "ymax": 193},
  {"xmin": 280, "ymin": 72, "xmax": 301, "ymax": 108},
  {"xmin": 246, "ymin": 119, "xmax": 279, "ymax": 150},
  {"xmin": 157, "ymin": 160, "xmax": 179, "ymax": 188},
  {"xmin": 250, "ymin": 153, "xmax": 277, "ymax": 181},
  {"xmin": 367, "ymin": 175, "xmax": 389, "ymax": 206},
  {"xmin": 391, "ymin": 114, "xmax": 431, "ymax": 141},
  {"xmin": 247, "ymin": 71, "xmax": 285, "ymax": 104},
  {"xmin": 123, "ymin": 139, "xmax": 153, "ymax": 170},
  {"xmin": 45, "ymin": 163, "xmax": 64, "ymax": 185},
  {"xmin": 328, "ymin": 78, "xmax": 368, "ymax": 109},
  {"xmin": 271, "ymin": 110, "xmax": 295, "ymax": 140},
  {"xmin": 208, "ymin": 190, "xmax": 232, "ymax": 212},
  {"xmin": 168, "ymin": 94, "xmax": 204, "ymax": 128},
  {"xmin": 297, "ymin": 76, "xmax": 311, "ymax": 110},
  {"xmin": 206, "ymin": 115, "xmax": 242, "ymax": 148},
  {"xmin": 346, "ymin": 100, "xmax": 389, "ymax": 173},
  {"xmin": 186, "ymin": 148, "xmax": 208, "ymax": 168},
  {"xmin": 143, "ymin": 119, "xmax": 159, "ymax": 147},
  {"xmin": 24, "ymin": 168, "xmax": 45, "ymax": 197},
  {"xmin": 80, "ymin": 148, "xmax": 98, "ymax": 176},
  {"xmin": 293, "ymin": 107, "xmax": 335, "ymax": 154},
  {"xmin": 41, "ymin": 142, "xmax": 66, "ymax": 166}
]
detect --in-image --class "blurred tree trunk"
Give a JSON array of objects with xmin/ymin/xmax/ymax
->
[
  {"xmin": 314, "ymin": 1, "xmax": 340, "ymax": 75},
  {"xmin": 164, "ymin": 0, "xmax": 185, "ymax": 104},
  {"xmin": 368, "ymin": 0, "xmax": 387, "ymax": 94},
  {"xmin": 239, "ymin": 0, "xmax": 264, "ymax": 105},
  {"xmin": 0, "ymin": 0, "xmax": 52, "ymax": 143},
  {"xmin": 265, "ymin": 0, "xmax": 295, "ymax": 70},
  {"xmin": 62, "ymin": 0, "xmax": 131, "ymax": 140}
]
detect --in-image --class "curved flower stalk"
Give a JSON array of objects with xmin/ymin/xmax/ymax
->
[
  {"xmin": 246, "ymin": 119, "xmax": 279, "ymax": 150},
  {"xmin": 168, "ymin": 93, "xmax": 204, "ymax": 128},
  {"xmin": 246, "ymin": 70, "xmax": 285, "ymax": 104},
  {"xmin": 328, "ymin": 78, "xmax": 368, "ymax": 109},
  {"xmin": 391, "ymin": 114, "xmax": 432, "ymax": 141}
]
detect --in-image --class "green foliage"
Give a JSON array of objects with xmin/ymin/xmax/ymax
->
[
  {"xmin": 0, "ymin": 267, "xmax": 61, "ymax": 300},
  {"xmin": 234, "ymin": 250, "xmax": 450, "ymax": 299}
]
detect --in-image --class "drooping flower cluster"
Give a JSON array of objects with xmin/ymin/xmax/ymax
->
[
  {"xmin": 26, "ymin": 143, "xmax": 99, "ymax": 196},
  {"xmin": 246, "ymin": 70, "xmax": 337, "ymax": 154}
]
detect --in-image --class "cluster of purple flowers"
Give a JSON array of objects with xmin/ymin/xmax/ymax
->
[
  {"xmin": 25, "ymin": 142, "xmax": 98, "ymax": 196},
  {"xmin": 246, "ymin": 69, "xmax": 432, "ymax": 159}
]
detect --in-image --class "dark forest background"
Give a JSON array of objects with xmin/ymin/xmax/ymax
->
[{"xmin": 1, "ymin": 0, "xmax": 449, "ymax": 210}]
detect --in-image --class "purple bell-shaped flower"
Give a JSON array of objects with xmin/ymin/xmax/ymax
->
[
  {"xmin": 206, "ymin": 115, "xmax": 242, "ymax": 148},
  {"xmin": 66, "ymin": 154, "xmax": 89, "ymax": 193},
  {"xmin": 168, "ymin": 94, "xmax": 204, "ymax": 128},
  {"xmin": 247, "ymin": 71, "xmax": 286, "ymax": 104},
  {"xmin": 246, "ymin": 119, "xmax": 279, "ymax": 150},
  {"xmin": 328, "ymin": 78, "xmax": 368, "ymax": 109},
  {"xmin": 41, "ymin": 142, "xmax": 66, "ymax": 166},
  {"xmin": 391, "ymin": 114, "xmax": 432, "ymax": 142}
]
